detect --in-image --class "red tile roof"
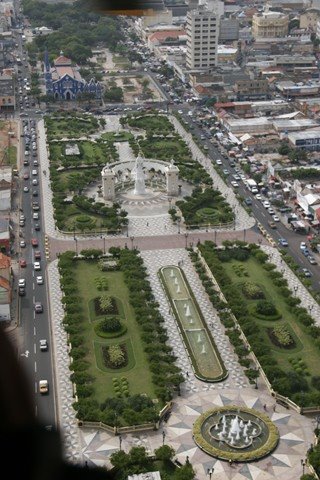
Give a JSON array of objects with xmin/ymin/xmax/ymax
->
[
  {"xmin": 0, "ymin": 253, "xmax": 10, "ymax": 269},
  {"xmin": 149, "ymin": 30, "xmax": 186, "ymax": 42}
]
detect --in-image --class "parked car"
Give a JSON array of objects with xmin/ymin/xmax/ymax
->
[
  {"xmin": 19, "ymin": 259, "xmax": 27, "ymax": 268},
  {"xmin": 278, "ymin": 238, "xmax": 288, "ymax": 247},
  {"xmin": 308, "ymin": 255, "xmax": 317, "ymax": 265},
  {"xmin": 36, "ymin": 275, "xmax": 44, "ymax": 285},
  {"xmin": 34, "ymin": 251, "xmax": 41, "ymax": 260},
  {"xmin": 268, "ymin": 220, "xmax": 277, "ymax": 229},
  {"xmin": 245, "ymin": 198, "xmax": 252, "ymax": 206},
  {"xmin": 31, "ymin": 238, "xmax": 38, "ymax": 247},
  {"xmin": 34, "ymin": 261, "xmax": 41, "ymax": 271},
  {"xmin": 302, "ymin": 268, "xmax": 312, "ymax": 277}
]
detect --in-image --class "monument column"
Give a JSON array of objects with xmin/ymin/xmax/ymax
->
[
  {"xmin": 102, "ymin": 166, "xmax": 115, "ymax": 201},
  {"xmin": 166, "ymin": 160, "xmax": 180, "ymax": 196}
]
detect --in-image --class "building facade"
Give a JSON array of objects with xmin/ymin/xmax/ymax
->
[
  {"xmin": 186, "ymin": 6, "xmax": 220, "ymax": 70},
  {"xmin": 44, "ymin": 51, "xmax": 102, "ymax": 101},
  {"xmin": 252, "ymin": 8, "xmax": 289, "ymax": 38},
  {"xmin": 234, "ymin": 78, "xmax": 269, "ymax": 100}
]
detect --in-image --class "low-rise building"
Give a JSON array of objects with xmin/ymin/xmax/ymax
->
[
  {"xmin": 288, "ymin": 128, "xmax": 320, "ymax": 150},
  {"xmin": 234, "ymin": 78, "xmax": 269, "ymax": 100},
  {"xmin": 0, "ymin": 74, "xmax": 15, "ymax": 111}
]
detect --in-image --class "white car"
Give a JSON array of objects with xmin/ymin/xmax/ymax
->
[
  {"xmin": 20, "ymin": 240, "xmax": 26, "ymax": 248},
  {"xmin": 36, "ymin": 275, "xmax": 44, "ymax": 285},
  {"xmin": 231, "ymin": 181, "xmax": 239, "ymax": 188},
  {"xmin": 300, "ymin": 241, "xmax": 307, "ymax": 250},
  {"xmin": 216, "ymin": 159, "xmax": 222, "ymax": 165},
  {"xmin": 39, "ymin": 379, "xmax": 48, "ymax": 394},
  {"xmin": 268, "ymin": 208, "xmax": 275, "ymax": 215},
  {"xmin": 263, "ymin": 201, "xmax": 270, "ymax": 208},
  {"xmin": 40, "ymin": 339, "xmax": 48, "ymax": 351},
  {"xmin": 23, "ymin": 186, "xmax": 29, "ymax": 193},
  {"xmin": 34, "ymin": 261, "xmax": 41, "ymax": 271},
  {"xmin": 255, "ymin": 194, "xmax": 262, "ymax": 200},
  {"xmin": 273, "ymin": 215, "xmax": 280, "ymax": 222},
  {"xmin": 18, "ymin": 278, "xmax": 26, "ymax": 288}
]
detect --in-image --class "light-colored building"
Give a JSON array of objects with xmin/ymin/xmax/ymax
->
[
  {"xmin": 223, "ymin": 117, "xmax": 273, "ymax": 135},
  {"xmin": 217, "ymin": 45, "xmax": 238, "ymax": 63},
  {"xmin": 186, "ymin": 5, "xmax": 220, "ymax": 70},
  {"xmin": 252, "ymin": 7, "xmax": 289, "ymax": 38},
  {"xmin": 288, "ymin": 128, "xmax": 320, "ymax": 150},
  {"xmin": 300, "ymin": 8, "xmax": 320, "ymax": 30}
]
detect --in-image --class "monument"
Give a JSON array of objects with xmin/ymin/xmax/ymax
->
[{"xmin": 133, "ymin": 155, "xmax": 147, "ymax": 196}]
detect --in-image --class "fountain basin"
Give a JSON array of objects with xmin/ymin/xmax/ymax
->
[{"xmin": 193, "ymin": 406, "xmax": 279, "ymax": 462}]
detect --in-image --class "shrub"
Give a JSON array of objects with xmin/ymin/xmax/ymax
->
[
  {"xmin": 256, "ymin": 300, "xmax": 277, "ymax": 316},
  {"xmin": 99, "ymin": 294, "xmax": 113, "ymax": 313},
  {"xmin": 272, "ymin": 325, "xmax": 294, "ymax": 346},
  {"xmin": 108, "ymin": 344, "xmax": 126, "ymax": 367},
  {"xmin": 311, "ymin": 376, "xmax": 320, "ymax": 391},
  {"xmin": 100, "ymin": 317, "xmax": 121, "ymax": 333},
  {"xmin": 242, "ymin": 281, "xmax": 265, "ymax": 299}
]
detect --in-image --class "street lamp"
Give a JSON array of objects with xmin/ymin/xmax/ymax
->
[
  {"xmin": 100, "ymin": 235, "xmax": 106, "ymax": 254},
  {"xmin": 130, "ymin": 236, "xmax": 134, "ymax": 250},
  {"xmin": 185, "ymin": 232, "xmax": 189, "ymax": 248},
  {"xmin": 207, "ymin": 467, "xmax": 214, "ymax": 479},
  {"xmin": 119, "ymin": 434, "xmax": 123, "ymax": 451},
  {"xmin": 162, "ymin": 430, "xmax": 166, "ymax": 446},
  {"xmin": 177, "ymin": 218, "xmax": 181, "ymax": 234},
  {"xmin": 301, "ymin": 458, "xmax": 306, "ymax": 475}
]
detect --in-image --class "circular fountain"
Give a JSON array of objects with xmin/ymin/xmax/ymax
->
[{"xmin": 193, "ymin": 406, "xmax": 279, "ymax": 462}]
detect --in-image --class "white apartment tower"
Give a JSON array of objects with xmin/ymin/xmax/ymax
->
[{"xmin": 186, "ymin": 5, "xmax": 220, "ymax": 70}]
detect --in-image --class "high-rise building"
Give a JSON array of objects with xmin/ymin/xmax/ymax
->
[{"xmin": 186, "ymin": 5, "xmax": 220, "ymax": 70}]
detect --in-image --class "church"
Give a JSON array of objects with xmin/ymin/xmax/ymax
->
[{"xmin": 43, "ymin": 50, "xmax": 102, "ymax": 101}]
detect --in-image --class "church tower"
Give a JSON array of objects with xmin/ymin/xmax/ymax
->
[{"xmin": 44, "ymin": 49, "xmax": 53, "ymax": 94}]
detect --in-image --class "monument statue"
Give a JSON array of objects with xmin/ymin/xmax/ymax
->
[{"xmin": 133, "ymin": 155, "xmax": 147, "ymax": 195}]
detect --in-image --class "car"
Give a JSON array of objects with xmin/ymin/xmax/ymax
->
[
  {"xmin": 308, "ymin": 255, "xmax": 317, "ymax": 265},
  {"xmin": 18, "ymin": 286, "xmax": 26, "ymax": 296},
  {"xmin": 223, "ymin": 169, "xmax": 229, "ymax": 175},
  {"xmin": 231, "ymin": 181, "xmax": 239, "ymax": 188},
  {"xmin": 32, "ymin": 179, "xmax": 38, "ymax": 185},
  {"xmin": 244, "ymin": 198, "xmax": 252, "ymax": 206},
  {"xmin": 20, "ymin": 240, "xmax": 26, "ymax": 248},
  {"xmin": 278, "ymin": 238, "xmax": 288, "ymax": 247},
  {"xmin": 34, "ymin": 301, "xmax": 43, "ymax": 313},
  {"xmin": 39, "ymin": 379, "xmax": 48, "ymax": 394},
  {"xmin": 216, "ymin": 159, "xmax": 222, "ymax": 165},
  {"xmin": 40, "ymin": 339, "xmax": 48, "ymax": 351},
  {"xmin": 273, "ymin": 215, "xmax": 280, "ymax": 222},
  {"xmin": 268, "ymin": 207, "xmax": 275, "ymax": 215},
  {"xmin": 32, "ymin": 201, "xmax": 40, "ymax": 211},
  {"xmin": 23, "ymin": 173, "xmax": 29, "ymax": 180},
  {"xmin": 34, "ymin": 223, "xmax": 41, "ymax": 231},
  {"xmin": 18, "ymin": 278, "xmax": 26, "ymax": 288},
  {"xmin": 31, "ymin": 238, "xmax": 38, "ymax": 247},
  {"xmin": 268, "ymin": 220, "xmax": 277, "ymax": 229},
  {"xmin": 23, "ymin": 186, "xmax": 29, "ymax": 193},
  {"xmin": 36, "ymin": 275, "xmax": 44, "ymax": 285},
  {"xmin": 302, "ymin": 248, "xmax": 310, "ymax": 257},
  {"xmin": 251, "ymin": 187, "xmax": 259, "ymax": 194},
  {"xmin": 19, "ymin": 219, "xmax": 25, "ymax": 227},
  {"xmin": 34, "ymin": 261, "xmax": 41, "ymax": 271},
  {"xmin": 34, "ymin": 251, "xmax": 41, "ymax": 260},
  {"xmin": 300, "ymin": 242, "xmax": 307, "ymax": 250},
  {"xmin": 33, "ymin": 212, "xmax": 39, "ymax": 220},
  {"xmin": 32, "ymin": 169, "xmax": 37, "ymax": 176},
  {"xmin": 255, "ymin": 194, "xmax": 262, "ymax": 200},
  {"xmin": 32, "ymin": 190, "xmax": 38, "ymax": 197},
  {"xmin": 302, "ymin": 268, "xmax": 312, "ymax": 277},
  {"xmin": 19, "ymin": 259, "xmax": 27, "ymax": 268},
  {"xmin": 20, "ymin": 214, "xmax": 25, "ymax": 221},
  {"xmin": 263, "ymin": 201, "xmax": 270, "ymax": 208},
  {"xmin": 233, "ymin": 174, "xmax": 241, "ymax": 181}
]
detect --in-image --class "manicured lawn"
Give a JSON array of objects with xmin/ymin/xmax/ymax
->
[
  {"xmin": 74, "ymin": 261, "xmax": 155, "ymax": 403},
  {"xmin": 224, "ymin": 257, "xmax": 320, "ymax": 381},
  {"xmin": 6, "ymin": 146, "xmax": 16, "ymax": 166},
  {"xmin": 45, "ymin": 114, "xmax": 99, "ymax": 139}
]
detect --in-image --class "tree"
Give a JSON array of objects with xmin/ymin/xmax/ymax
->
[
  {"xmin": 278, "ymin": 142, "xmax": 290, "ymax": 156},
  {"xmin": 104, "ymin": 86, "xmax": 123, "ymax": 103},
  {"xmin": 173, "ymin": 464, "xmax": 196, "ymax": 480},
  {"xmin": 154, "ymin": 445, "xmax": 175, "ymax": 462}
]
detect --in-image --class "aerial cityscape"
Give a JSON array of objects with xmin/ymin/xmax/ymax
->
[{"xmin": 1, "ymin": 0, "xmax": 320, "ymax": 478}]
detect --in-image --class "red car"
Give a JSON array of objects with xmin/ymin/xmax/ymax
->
[
  {"xmin": 31, "ymin": 238, "xmax": 38, "ymax": 247},
  {"xmin": 19, "ymin": 259, "xmax": 27, "ymax": 268}
]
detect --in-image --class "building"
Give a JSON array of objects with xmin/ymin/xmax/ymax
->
[
  {"xmin": 186, "ymin": 5, "xmax": 220, "ymax": 70},
  {"xmin": 217, "ymin": 45, "xmax": 238, "ymax": 63},
  {"xmin": 300, "ymin": 8, "xmax": 320, "ymax": 31},
  {"xmin": 219, "ymin": 17, "xmax": 239, "ymax": 41},
  {"xmin": 288, "ymin": 128, "xmax": 320, "ymax": 150},
  {"xmin": 223, "ymin": 116, "xmax": 273, "ymax": 134},
  {"xmin": 0, "ymin": 219, "xmax": 10, "ymax": 255},
  {"xmin": 252, "ymin": 6, "xmax": 289, "ymax": 38},
  {"xmin": 44, "ymin": 51, "xmax": 102, "ymax": 101},
  {"xmin": 0, "ymin": 74, "xmax": 15, "ymax": 111},
  {"xmin": 234, "ymin": 78, "xmax": 269, "ymax": 100},
  {"xmin": 147, "ymin": 29, "xmax": 187, "ymax": 51}
]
